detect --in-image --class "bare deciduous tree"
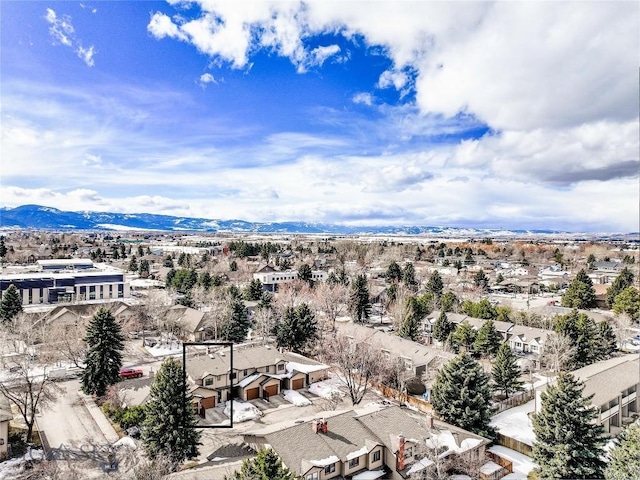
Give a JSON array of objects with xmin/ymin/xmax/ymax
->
[
  {"xmin": 311, "ymin": 281, "xmax": 348, "ymax": 332},
  {"xmin": 540, "ymin": 333, "xmax": 576, "ymax": 373},
  {"xmin": 321, "ymin": 332, "xmax": 385, "ymax": 406}
]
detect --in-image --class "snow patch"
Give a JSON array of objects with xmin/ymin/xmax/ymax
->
[
  {"xmin": 488, "ymin": 445, "xmax": 538, "ymax": 477},
  {"xmin": 310, "ymin": 455, "xmax": 339, "ymax": 467},
  {"xmin": 308, "ymin": 380, "xmax": 345, "ymax": 400},
  {"xmin": 223, "ymin": 400, "xmax": 263, "ymax": 423},
  {"xmin": 345, "ymin": 445, "xmax": 368, "ymax": 460},
  {"xmin": 282, "ymin": 389, "xmax": 312, "ymax": 406},
  {"xmin": 489, "ymin": 399, "xmax": 536, "ymax": 446}
]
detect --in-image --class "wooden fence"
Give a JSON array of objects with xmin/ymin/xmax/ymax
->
[
  {"xmin": 486, "ymin": 450, "xmax": 513, "ymax": 473},
  {"xmin": 495, "ymin": 432, "xmax": 533, "ymax": 456},
  {"xmin": 494, "ymin": 389, "xmax": 534, "ymax": 414},
  {"xmin": 375, "ymin": 384, "xmax": 435, "ymax": 415}
]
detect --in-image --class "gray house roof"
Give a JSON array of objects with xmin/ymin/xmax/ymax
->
[{"xmin": 571, "ymin": 354, "xmax": 640, "ymax": 408}]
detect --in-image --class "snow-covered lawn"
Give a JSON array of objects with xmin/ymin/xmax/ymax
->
[
  {"xmin": 488, "ymin": 445, "xmax": 538, "ymax": 478},
  {"xmin": 490, "ymin": 399, "xmax": 536, "ymax": 446},
  {"xmin": 308, "ymin": 380, "xmax": 345, "ymax": 400},
  {"xmin": 145, "ymin": 340, "xmax": 182, "ymax": 357},
  {"xmin": 282, "ymin": 389, "xmax": 312, "ymax": 406},
  {"xmin": 223, "ymin": 400, "xmax": 263, "ymax": 423},
  {"xmin": 0, "ymin": 449, "xmax": 45, "ymax": 480}
]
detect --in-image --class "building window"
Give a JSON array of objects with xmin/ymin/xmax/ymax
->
[
  {"xmin": 89, "ymin": 286, "xmax": 96, "ymax": 300},
  {"xmin": 325, "ymin": 463, "xmax": 336, "ymax": 474},
  {"xmin": 372, "ymin": 450, "xmax": 381, "ymax": 462},
  {"xmin": 99, "ymin": 286, "xmax": 104, "ymax": 299},
  {"xmin": 305, "ymin": 473, "xmax": 319, "ymax": 480},
  {"xmin": 243, "ymin": 369, "xmax": 248, "ymax": 376},
  {"xmin": 216, "ymin": 375, "xmax": 222, "ymax": 381},
  {"xmin": 230, "ymin": 372, "xmax": 237, "ymax": 380},
  {"xmin": 118, "ymin": 284, "xmax": 124, "ymax": 298},
  {"xmin": 278, "ymin": 363, "xmax": 285, "ymax": 371},
  {"xmin": 265, "ymin": 365, "xmax": 270, "ymax": 373},
  {"xmin": 204, "ymin": 377, "xmax": 213, "ymax": 386},
  {"xmin": 349, "ymin": 457, "xmax": 360, "ymax": 469}
]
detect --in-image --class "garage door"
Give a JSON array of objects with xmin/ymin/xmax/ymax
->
[
  {"xmin": 246, "ymin": 388, "xmax": 259, "ymax": 400},
  {"xmin": 264, "ymin": 384, "xmax": 278, "ymax": 397},
  {"xmin": 292, "ymin": 378, "xmax": 304, "ymax": 390}
]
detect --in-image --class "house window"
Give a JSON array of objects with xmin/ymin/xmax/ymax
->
[
  {"xmin": 204, "ymin": 377, "xmax": 213, "ymax": 386},
  {"xmin": 306, "ymin": 473, "xmax": 319, "ymax": 480},
  {"xmin": 515, "ymin": 342, "xmax": 522, "ymax": 348},
  {"xmin": 243, "ymin": 369, "xmax": 248, "ymax": 376},
  {"xmin": 278, "ymin": 363, "xmax": 284, "ymax": 371},
  {"xmin": 265, "ymin": 365, "xmax": 270, "ymax": 373},
  {"xmin": 372, "ymin": 450, "xmax": 381, "ymax": 462},
  {"xmin": 349, "ymin": 457, "xmax": 360, "ymax": 469},
  {"xmin": 325, "ymin": 463, "xmax": 336, "ymax": 474},
  {"xmin": 230, "ymin": 372, "xmax": 237, "ymax": 380},
  {"xmin": 216, "ymin": 375, "xmax": 222, "ymax": 381}
]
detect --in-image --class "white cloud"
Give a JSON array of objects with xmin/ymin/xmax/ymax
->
[
  {"xmin": 198, "ymin": 72, "xmax": 217, "ymax": 87},
  {"xmin": 45, "ymin": 8, "xmax": 96, "ymax": 67},
  {"xmin": 378, "ymin": 69, "xmax": 407, "ymax": 90},
  {"xmin": 309, "ymin": 44, "xmax": 341, "ymax": 67},
  {"xmin": 352, "ymin": 92, "xmax": 373, "ymax": 106}
]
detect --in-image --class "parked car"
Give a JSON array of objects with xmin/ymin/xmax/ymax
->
[{"xmin": 119, "ymin": 368, "xmax": 144, "ymax": 379}]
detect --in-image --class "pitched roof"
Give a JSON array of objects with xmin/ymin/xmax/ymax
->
[
  {"xmin": 571, "ymin": 354, "xmax": 640, "ymax": 407},
  {"xmin": 168, "ymin": 305, "xmax": 206, "ymax": 333}
]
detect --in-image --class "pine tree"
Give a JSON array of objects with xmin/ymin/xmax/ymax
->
[
  {"xmin": 431, "ymin": 352, "xmax": 495, "ymax": 438},
  {"xmin": 473, "ymin": 319, "xmax": 502, "ymax": 357},
  {"xmin": 226, "ymin": 448, "xmax": 294, "ymax": 480},
  {"xmin": 573, "ymin": 313, "xmax": 601, "ymax": 367},
  {"xmin": 440, "ymin": 291, "xmax": 459, "ymax": 312},
  {"xmin": 274, "ymin": 303, "xmax": 318, "ymax": 353},
  {"xmin": 605, "ymin": 423, "xmax": 640, "ymax": 480},
  {"xmin": 297, "ymin": 263, "xmax": 313, "ymax": 287},
  {"xmin": 561, "ymin": 269, "xmax": 596, "ymax": 309},
  {"xmin": 402, "ymin": 262, "xmax": 418, "ymax": 291},
  {"xmin": 606, "ymin": 267, "xmax": 634, "ymax": 307},
  {"xmin": 128, "ymin": 255, "xmax": 138, "ymax": 273},
  {"xmin": 596, "ymin": 321, "xmax": 617, "ymax": 359},
  {"xmin": 385, "ymin": 261, "xmax": 403, "ymax": 283},
  {"xmin": 0, "ymin": 236, "xmax": 7, "ymax": 259},
  {"xmin": 449, "ymin": 321, "xmax": 476, "ymax": 353},
  {"xmin": 612, "ymin": 286, "xmax": 640, "ymax": 320},
  {"xmin": 220, "ymin": 298, "xmax": 250, "ymax": 343},
  {"xmin": 398, "ymin": 296, "xmax": 421, "ymax": 341},
  {"xmin": 491, "ymin": 343, "xmax": 524, "ymax": 398},
  {"xmin": 426, "ymin": 271, "xmax": 444, "ymax": 298},
  {"xmin": 0, "ymin": 284, "xmax": 23, "ymax": 323},
  {"xmin": 81, "ymin": 308, "xmax": 124, "ymax": 397},
  {"xmin": 432, "ymin": 310, "xmax": 455, "ymax": 343},
  {"xmin": 473, "ymin": 269, "xmax": 489, "ymax": 291},
  {"xmin": 532, "ymin": 373, "xmax": 606, "ymax": 479},
  {"xmin": 349, "ymin": 274, "xmax": 371, "ymax": 323},
  {"xmin": 142, "ymin": 357, "xmax": 200, "ymax": 465}
]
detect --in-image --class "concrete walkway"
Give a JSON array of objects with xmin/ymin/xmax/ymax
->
[{"xmin": 77, "ymin": 391, "xmax": 120, "ymax": 444}]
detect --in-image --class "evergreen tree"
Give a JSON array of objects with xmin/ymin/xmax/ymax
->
[
  {"xmin": 432, "ymin": 311, "xmax": 455, "ymax": 343},
  {"xmin": 166, "ymin": 268, "xmax": 177, "ymax": 288},
  {"xmin": 561, "ymin": 269, "xmax": 596, "ymax": 309},
  {"xmin": 142, "ymin": 357, "xmax": 200, "ymax": 465},
  {"xmin": 440, "ymin": 291, "xmax": 459, "ymax": 313},
  {"xmin": 163, "ymin": 256, "xmax": 174, "ymax": 268},
  {"xmin": 573, "ymin": 313, "xmax": 601, "ymax": 367},
  {"xmin": 398, "ymin": 296, "xmax": 421, "ymax": 341},
  {"xmin": 198, "ymin": 271, "xmax": 212, "ymax": 290},
  {"xmin": 81, "ymin": 308, "xmax": 124, "ymax": 397},
  {"xmin": 473, "ymin": 269, "xmax": 490, "ymax": 291},
  {"xmin": 0, "ymin": 284, "xmax": 23, "ymax": 323},
  {"xmin": 605, "ymin": 423, "xmax": 640, "ymax": 480},
  {"xmin": 176, "ymin": 291, "xmax": 195, "ymax": 308},
  {"xmin": 128, "ymin": 255, "xmax": 138, "ymax": 273},
  {"xmin": 0, "ymin": 236, "xmax": 7, "ymax": 259},
  {"xmin": 385, "ymin": 261, "xmax": 403, "ymax": 283},
  {"xmin": 402, "ymin": 262, "xmax": 418, "ymax": 290},
  {"xmin": 532, "ymin": 373, "xmax": 606, "ymax": 479},
  {"xmin": 431, "ymin": 352, "xmax": 495, "ymax": 438},
  {"xmin": 495, "ymin": 272, "xmax": 504, "ymax": 284},
  {"xmin": 177, "ymin": 252, "xmax": 187, "ymax": 267},
  {"xmin": 245, "ymin": 278, "xmax": 264, "ymax": 301},
  {"xmin": 491, "ymin": 343, "xmax": 524, "ymax": 398},
  {"xmin": 426, "ymin": 271, "xmax": 444, "ymax": 298},
  {"xmin": 473, "ymin": 319, "xmax": 502, "ymax": 357},
  {"xmin": 225, "ymin": 448, "xmax": 294, "ymax": 480},
  {"xmin": 596, "ymin": 321, "xmax": 617, "ymax": 359},
  {"xmin": 612, "ymin": 286, "xmax": 640, "ymax": 320},
  {"xmin": 274, "ymin": 303, "xmax": 318, "ymax": 353},
  {"xmin": 297, "ymin": 263, "xmax": 313, "ymax": 287},
  {"xmin": 229, "ymin": 260, "xmax": 238, "ymax": 272},
  {"xmin": 138, "ymin": 259, "xmax": 150, "ymax": 277},
  {"xmin": 606, "ymin": 267, "xmax": 634, "ymax": 307},
  {"xmin": 449, "ymin": 321, "xmax": 477, "ymax": 353},
  {"xmin": 349, "ymin": 274, "xmax": 371, "ymax": 323},
  {"xmin": 220, "ymin": 298, "xmax": 251, "ymax": 343}
]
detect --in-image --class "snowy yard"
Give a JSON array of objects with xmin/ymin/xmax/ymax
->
[
  {"xmin": 282, "ymin": 389, "xmax": 312, "ymax": 406},
  {"xmin": 223, "ymin": 400, "xmax": 263, "ymax": 423},
  {"xmin": 488, "ymin": 445, "xmax": 538, "ymax": 478},
  {"xmin": 308, "ymin": 380, "xmax": 345, "ymax": 400},
  {"xmin": 144, "ymin": 340, "xmax": 182, "ymax": 357},
  {"xmin": 489, "ymin": 399, "xmax": 536, "ymax": 446},
  {"xmin": 0, "ymin": 449, "xmax": 45, "ymax": 480}
]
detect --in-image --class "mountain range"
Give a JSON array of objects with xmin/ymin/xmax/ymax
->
[{"xmin": 0, "ymin": 205, "xmax": 625, "ymax": 238}]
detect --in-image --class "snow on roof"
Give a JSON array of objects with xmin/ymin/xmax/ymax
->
[
  {"xmin": 352, "ymin": 470, "xmax": 386, "ymax": 480},
  {"xmin": 286, "ymin": 361, "xmax": 329, "ymax": 374},
  {"xmin": 309, "ymin": 455, "xmax": 339, "ymax": 467},
  {"xmin": 346, "ymin": 445, "xmax": 368, "ymax": 460},
  {"xmin": 480, "ymin": 461, "xmax": 503, "ymax": 475},
  {"xmin": 406, "ymin": 457, "xmax": 435, "ymax": 475},
  {"xmin": 237, "ymin": 373, "xmax": 262, "ymax": 388}
]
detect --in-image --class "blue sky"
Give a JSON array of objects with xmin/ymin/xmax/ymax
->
[{"xmin": 1, "ymin": 1, "xmax": 638, "ymax": 232}]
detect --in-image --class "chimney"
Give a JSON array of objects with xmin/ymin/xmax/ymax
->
[
  {"xmin": 312, "ymin": 420, "xmax": 319, "ymax": 434},
  {"xmin": 311, "ymin": 419, "xmax": 328, "ymax": 434},
  {"xmin": 320, "ymin": 418, "xmax": 328, "ymax": 434},
  {"xmin": 396, "ymin": 434, "xmax": 405, "ymax": 471},
  {"xmin": 426, "ymin": 415, "xmax": 434, "ymax": 429}
]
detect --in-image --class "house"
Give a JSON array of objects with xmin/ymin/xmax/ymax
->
[
  {"xmin": 185, "ymin": 345, "xmax": 329, "ymax": 416},
  {"xmin": 244, "ymin": 405, "xmax": 491, "ymax": 480},
  {"xmin": 167, "ymin": 305, "xmax": 207, "ymax": 342},
  {"xmin": 253, "ymin": 268, "xmax": 328, "ymax": 292},
  {"xmin": 423, "ymin": 311, "xmax": 514, "ymax": 342},
  {"xmin": 506, "ymin": 325, "xmax": 551, "ymax": 356},
  {"xmin": 536, "ymin": 354, "xmax": 640, "ymax": 435},
  {"xmin": 335, "ymin": 322, "xmax": 454, "ymax": 387},
  {"xmin": 0, "ymin": 397, "xmax": 12, "ymax": 460}
]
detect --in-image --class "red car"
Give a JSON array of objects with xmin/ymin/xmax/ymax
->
[{"xmin": 119, "ymin": 368, "xmax": 144, "ymax": 379}]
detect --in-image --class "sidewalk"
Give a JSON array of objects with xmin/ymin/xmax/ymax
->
[{"xmin": 77, "ymin": 391, "xmax": 120, "ymax": 444}]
